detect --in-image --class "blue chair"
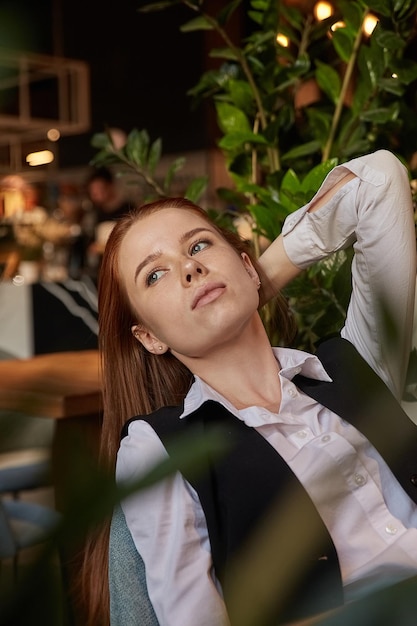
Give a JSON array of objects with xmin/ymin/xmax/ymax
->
[
  {"xmin": 0, "ymin": 495, "xmax": 60, "ymax": 580},
  {"xmin": 0, "ymin": 449, "xmax": 51, "ymax": 499},
  {"xmin": 0, "ymin": 349, "xmax": 54, "ymax": 501},
  {"xmin": 108, "ymin": 505, "xmax": 159, "ymax": 625}
]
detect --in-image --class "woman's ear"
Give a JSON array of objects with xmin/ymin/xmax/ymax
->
[
  {"xmin": 241, "ymin": 253, "xmax": 261, "ymax": 289},
  {"xmin": 131, "ymin": 325, "xmax": 168, "ymax": 354}
]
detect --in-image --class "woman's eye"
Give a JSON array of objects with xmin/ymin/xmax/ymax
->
[
  {"xmin": 190, "ymin": 240, "xmax": 209, "ymax": 255},
  {"xmin": 146, "ymin": 269, "xmax": 165, "ymax": 286}
]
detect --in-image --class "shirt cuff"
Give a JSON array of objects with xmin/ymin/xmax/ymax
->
[{"xmin": 282, "ymin": 177, "xmax": 360, "ymax": 269}]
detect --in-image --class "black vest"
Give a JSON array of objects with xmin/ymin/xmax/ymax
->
[{"xmin": 123, "ymin": 338, "xmax": 417, "ymax": 624}]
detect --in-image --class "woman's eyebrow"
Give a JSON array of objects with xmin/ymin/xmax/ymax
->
[
  {"xmin": 134, "ymin": 227, "xmax": 214, "ymax": 283},
  {"xmin": 134, "ymin": 251, "xmax": 161, "ymax": 283},
  {"xmin": 178, "ymin": 227, "xmax": 212, "ymax": 244}
]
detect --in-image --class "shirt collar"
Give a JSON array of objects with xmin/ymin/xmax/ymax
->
[{"xmin": 180, "ymin": 346, "xmax": 332, "ymax": 419}]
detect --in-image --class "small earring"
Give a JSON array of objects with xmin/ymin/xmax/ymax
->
[
  {"xmin": 257, "ymin": 279, "xmax": 261, "ymax": 289},
  {"xmin": 158, "ymin": 346, "xmax": 163, "ymax": 351}
]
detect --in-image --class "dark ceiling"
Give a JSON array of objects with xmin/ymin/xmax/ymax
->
[{"xmin": 0, "ymin": 0, "xmax": 208, "ymax": 168}]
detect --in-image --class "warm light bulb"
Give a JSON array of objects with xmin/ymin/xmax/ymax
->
[
  {"xmin": 276, "ymin": 33, "xmax": 289, "ymax": 47},
  {"xmin": 47, "ymin": 128, "xmax": 61, "ymax": 141},
  {"xmin": 26, "ymin": 150, "xmax": 54, "ymax": 166},
  {"xmin": 363, "ymin": 14, "xmax": 378, "ymax": 36},
  {"xmin": 331, "ymin": 21, "xmax": 345, "ymax": 32},
  {"xmin": 314, "ymin": 1, "xmax": 334, "ymax": 21}
]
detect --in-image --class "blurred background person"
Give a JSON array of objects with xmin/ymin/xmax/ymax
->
[{"xmin": 84, "ymin": 166, "xmax": 132, "ymax": 278}]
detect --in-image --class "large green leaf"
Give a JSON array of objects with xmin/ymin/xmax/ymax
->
[
  {"xmin": 332, "ymin": 28, "xmax": 354, "ymax": 63},
  {"xmin": 315, "ymin": 61, "xmax": 341, "ymax": 105},
  {"xmin": 215, "ymin": 101, "xmax": 252, "ymax": 134}
]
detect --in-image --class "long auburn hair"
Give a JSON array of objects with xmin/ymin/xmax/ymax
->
[{"xmin": 80, "ymin": 197, "xmax": 295, "ymax": 625}]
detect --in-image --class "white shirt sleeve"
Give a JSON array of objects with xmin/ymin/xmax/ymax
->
[
  {"xmin": 116, "ymin": 419, "xmax": 230, "ymax": 626},
  {"xmin": 281, "ymin": 150, "xmax": 416, "ymax": 400}
]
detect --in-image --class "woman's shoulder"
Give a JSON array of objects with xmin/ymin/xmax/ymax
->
[
  {"xmin": 121, "ymin": 405, "xmax": 184, "ymax": 441},
  {"xmin": 116, "ymin": 414, "xmax": 174, "ymax": 484}
]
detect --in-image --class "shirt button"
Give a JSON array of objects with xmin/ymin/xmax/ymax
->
[
  {"xmin": 410, "ymin": 474, "xmax": 417, "ymax": 487},
  {"xmin": 296, "ymin": 430, "xmax": 308, "ymax": 439},
  {"xmin": 321, "ymin": 435, "xmax": 331, "ymax": 443},
  {"xmin": 385, "ymin": 524, "xmax": 398, "ymax": 535},
  {"xmin": 353, "ymin": 473, "xmax": 367, "ymax": 487},
  {"xmin": 288, "ymin": 388, "xmax": 297, "ymax": 398}
]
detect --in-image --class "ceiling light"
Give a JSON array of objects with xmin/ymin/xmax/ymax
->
[{"xmin": 26, "ymin": 150, "xmax": 54, "ymax": 166}]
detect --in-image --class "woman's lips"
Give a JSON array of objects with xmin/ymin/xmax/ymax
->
[{"xmin": 192, "ymin": 283, "xmax": 226, "ymax": 309}]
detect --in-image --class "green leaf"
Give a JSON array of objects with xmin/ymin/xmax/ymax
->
[
  {"xmin": 215, "ymin": 101, "xmax": 252, "ymax": 134},
  {"xmin": 228, "ymin": 80, "xmax": 254, "ymax": 112},
  {"xmin": 180, "ymin": 16, "xmax": 214, "ymax": 32},
  {"xmin": 217, "ymin": 0, "xmax": 243, "ymax": 26},
  {"xmin": 91, "ymin": 132, "xmax": 113, "ymax": 150},
  {"xmin": 365, "ymin": 0, "xmax": 395, "ymax": 18},
  {"xmin": 391, "ymin": 59, "xmax": 417, "ymax": 85},
  {"xmin": 377, "ymin": 77, "xmax": 405, "ymax": 96},
  {"xmin": 184, "ymin": 176, "xmax": 208, "ymax": 203},
  {"xmin": 250, "ymin": 202, "xmax": 287, "ymax": 240},
  {"xmin": 125, "ymin": 128, "xmax": 150, "ymax": 167},
  {"xmin": 163, "ymin": 156, "xmax": 185, "ymax": 192},
  {"xmin": 315, "ymin": 61, "xmax": 341, "ymax": 104},
  {"xmin": 305, "ymin": 109, "xmax": 332, "ymax": 146},
  {"xmin": 337, "ymin": 1, "xmax": 364, "ymax": 30},
  {"xmin": 138, "ymin": 1, "xmax": 178, "ymax": 13},
  {"xmin": 218, "ymin": 131, "xmax": 268, "ymax": 150},
  {"xmin": 357, "ymin": 43, "xmax": 384, "ymax": 90},
  {"xmin": 301, "ymin": 159, "xmax": 339, "ymax": 196},
  {"xmin": 209, "ymin": 47, "xmax": 239, "ymax": 61},
  {"xmin": 332, "ymin": 28, "xmax": 355, "ymax": 63},
  {"xmin": 280, "ymin": 169, "xmax": 302, "ymax": 212},
  {"xmin": 360, "ymin": 103, "xmax": 400, "ymax": 123},
  {"xmin": 373, "ymin": 26, "xmax": 407, "ymax": 50},
  {"xmin": 281, "ymin": 140, "xmax": 321, "ymax": 161},
  {"xmin": 147, "ymin": 138, "xmax": 162, "ymax": 174}
]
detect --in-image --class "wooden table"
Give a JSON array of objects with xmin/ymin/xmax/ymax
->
[
  {"xmin": 0, "ymin": 349, "xmax": 103, "ymax": 624},
  {"xmin": 0, "ymin": 349, "xmax": 101, "ymax": 420},
  {"xmin": 0, "ymin": 349, "xmax": 102, "ymax": 508}
]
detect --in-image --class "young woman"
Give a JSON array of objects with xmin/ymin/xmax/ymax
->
[{"xmin": 85, "ymin": 150, "xmax": 417, "ymax": 625}]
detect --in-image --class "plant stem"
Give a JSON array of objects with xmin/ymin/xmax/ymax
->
[
  {"xmin": 183, "ymin": 1, "xmax": 280, "ymax": 173},
  {"xmin": 322, "ymin": 10, "xmax": 368, "ymax": 162}
]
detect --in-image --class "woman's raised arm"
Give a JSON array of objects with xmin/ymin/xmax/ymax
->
[{"xmin": 259, "ymin": 150, "xmax": 416, "ymax": 400}]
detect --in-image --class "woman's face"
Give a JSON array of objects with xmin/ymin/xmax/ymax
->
[{"xmin": 118, "ymin": 207, "xmax": 261, "ymax": 362}]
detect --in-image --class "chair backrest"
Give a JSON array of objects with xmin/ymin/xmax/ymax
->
[
  {"xmin": 0, "ymin": 498, "xmax": 17, "ymax": 558},
  {"xmin": 108, "ymin": 505, "xmax": 159, "ymax": 626}
]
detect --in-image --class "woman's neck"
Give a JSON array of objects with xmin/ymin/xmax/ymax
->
[{"xmin": 179, "ymin": 315, "xmax": 282, "ymax": 412}]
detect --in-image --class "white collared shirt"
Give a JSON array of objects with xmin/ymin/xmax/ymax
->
[{"xmin": 117, "ymin": 151, "xmax": 417, "ymax": 626}]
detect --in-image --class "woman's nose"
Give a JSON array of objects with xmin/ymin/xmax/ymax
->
[
  {"xmin": 186, "ymin": 266, "xmax": 203, "ymax": 283},
  {"xmin": 183, "ymin": 258, "xmax": 205, "ymax": 284}
]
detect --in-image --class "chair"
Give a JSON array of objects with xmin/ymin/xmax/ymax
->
[
  {"xmin": 0, "ymin": 495, "xmax": 60, "ymax": 580},
  {"xmin": 108, "ymin": 505, "xmax": 159, "ymax": 625},
  {"xmin": 0, "ymin": 448, "xmax": 51, "ymax": 499},
  {"xmin": 0, "ymin": 348, "xmax": 54, "ymax": 501}
]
